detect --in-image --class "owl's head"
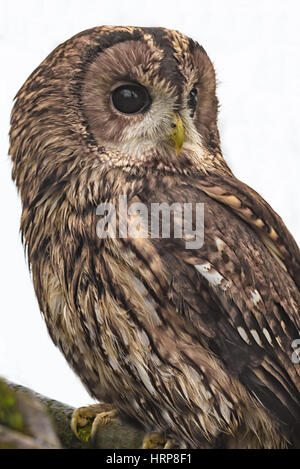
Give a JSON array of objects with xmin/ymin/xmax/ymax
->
[
  {"xmin": 80, "ymin": 26, "xmax": 222, "ymax": 170},
  {"xmin": 10, "ymin": 26, "xmax": 228, "ymax": 199}
]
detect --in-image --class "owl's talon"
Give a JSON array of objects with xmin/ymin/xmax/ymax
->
[
  {"xmin": 143, "ymin": 432, "xmax": 180, "ymax": 449},
  {"xmin": 142, "ymin": 432, "xmax": 178, "ymax": 449},
  {"xmin": 90, "ymin": 409, "xmax": 118, "ymax": 446},
  {"xmin": 143, "ymin": 432, "xmax": 166, "ymax": 449},
  {"xmin": 71, "ymin": 403, "xmax": 117, "ymax": 442},
  {"xmin": 163, "ymin": 438, "xmax": 179, "ymax": 449}
]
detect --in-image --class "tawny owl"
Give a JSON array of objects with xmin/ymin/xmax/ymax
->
[{"xmin": 9, "ymin": 26, "xmax": 300, "ymax": 449}]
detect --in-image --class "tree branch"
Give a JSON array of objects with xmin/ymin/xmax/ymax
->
[{"xmin": 0, "ymin": 378, "xmax": 144, "ymax": 449}]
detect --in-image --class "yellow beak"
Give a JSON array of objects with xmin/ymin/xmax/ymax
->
[{"xmin": 168, "ymin": 113, "xmax": 184, "ymax": 156}]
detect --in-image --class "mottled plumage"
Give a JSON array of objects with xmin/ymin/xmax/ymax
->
[{"xmin": 9, "ymin": 26, "xmax": 300, "ymax": 448}]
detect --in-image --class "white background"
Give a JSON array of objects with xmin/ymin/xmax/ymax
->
[{"xmin": 1, "ymin": 0, "xmax": 299, "ymax": 407}]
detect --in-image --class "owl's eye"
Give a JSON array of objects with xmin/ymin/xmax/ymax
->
[
  {"xmin": 111, "ymin": 84, "xmax": 151, "ymax": 114},
  {"xmin": 187, "ymin": 88, "xmax": 198, "ymax": 117}
]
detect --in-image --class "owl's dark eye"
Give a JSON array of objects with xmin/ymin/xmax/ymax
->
[
  {"xmin": 111, "ymin": 84, "xmax": 151, "ymax": 114},
  {"xmin": 187, "ymin": 87, "xmax": 198, "ymax": 117}
]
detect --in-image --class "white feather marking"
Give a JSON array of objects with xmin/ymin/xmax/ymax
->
[
  {"xmin": 263, "ymin": 328, "xmax": 273, "ymax": 345},
  {"xmin": 238, "ymin": 326, "xmax": 251, "ymax": 344},
  {"xmin": 250, "ymin": 329, "xmax": 263, "ymax": 346},
  {"xmin": 195, "ymin": 263, "xmax": 231, "ymax": 291},
  {"xmin": 214, "ymin": 237, "xmax": 225, "ymax": 252},
  {"xmin": 250, "ymin": 289, "xmax": 261, "ymax": 306}
]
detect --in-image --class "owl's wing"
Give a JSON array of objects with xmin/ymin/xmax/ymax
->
[
  {"xmin": 132, "ymin": 173, "xmax": 300, "ymax": 438},
  {"xmin": 194, "ymin": 173, "xmax": 300, "ymax": 291}
]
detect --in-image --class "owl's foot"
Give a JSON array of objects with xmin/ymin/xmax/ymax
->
[
  {"xmin": 71, "ymin": 403, "xmax": 117, "ymax": 443},
  {"xmin": 142, "ymin": 432, "xmax": 178, "ymax": 449},
  {"xmin": 72, "ymin": 405, "xmax": 178, "ymax": 449}
]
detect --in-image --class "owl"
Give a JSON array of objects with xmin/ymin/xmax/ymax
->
[{"xmin": 9, "ymin": 26, "xmax": 300, "ymax": 449}]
